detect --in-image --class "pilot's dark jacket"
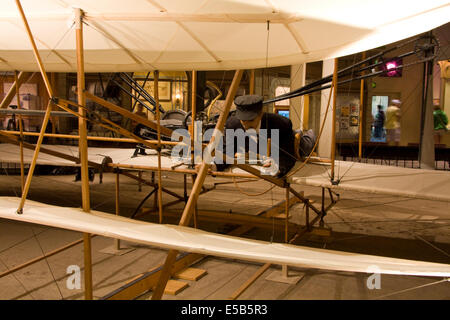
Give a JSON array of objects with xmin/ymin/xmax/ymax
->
[{"xmin": 215, "ymin": 112, "xmax": 297, "ymax": 177}]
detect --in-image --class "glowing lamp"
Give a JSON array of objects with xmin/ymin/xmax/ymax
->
[{"xmin": 382, "ymin": 58, "xmax": 402, "ymax": 77}]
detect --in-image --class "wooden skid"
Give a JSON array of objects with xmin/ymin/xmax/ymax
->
[
  {"xmin": 174, "ymin": 268, "xmax": 207, "ymax": 281},
  {"xmin": 164, "ymin": 280, "xmax": 189, "ymax": 295}
]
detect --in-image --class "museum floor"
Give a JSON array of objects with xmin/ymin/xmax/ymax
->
[{"xmin": 0, "ymin": 170, "xmax": 449, "ymax": 300}]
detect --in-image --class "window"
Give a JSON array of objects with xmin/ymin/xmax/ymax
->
[{"xmin": 275, "ymin": 86, "xmax": 290, "ymax": 106}]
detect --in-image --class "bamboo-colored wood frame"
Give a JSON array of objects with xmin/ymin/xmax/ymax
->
[{"xmin": 5, "ymin": 1, "xmax": 339, "ymax": 301}]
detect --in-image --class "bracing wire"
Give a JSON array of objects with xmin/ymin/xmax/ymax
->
[
  {"xmin": 371, "ymin": 278, "xmax": 449, "ymax": 300},
  {"xmin": 28, "ymin": 226, "xmax": 64, "ymax": 299}
]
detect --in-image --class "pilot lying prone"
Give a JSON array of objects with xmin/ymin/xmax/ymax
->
[{"xmin": 206, "ymin": 94, "xmax": 316, "ymax": 178}]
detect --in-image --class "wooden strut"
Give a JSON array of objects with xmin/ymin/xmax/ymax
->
[
  {"xmin": 54, "ymin": 98, "xmax": 162, "ymax": 151},
  {"xmin": 330, "ymin": 57, "xmax": 338, "ymax": 182},
  {"xmin": 75, "ymin": 7, "xmax": 93, "ymax": 301},
  {"xmin": 358, "ymin": 52, "xmax": 366, "ymax": 160},
  {"xmin": 15, "ymin": 102, "xmax": 53, "ymax": 215},
  {"xmin": 151, "ymin": 69, "xmax": 244, "ymax": 300},
  {"xmin": 249, "ymin": 69, "xmax": 255, "ymax": 95},
  {"xmin": 109, "ymin": 162, "xmax": 254, "ymax": 178},
  {"xmin": 0, "ymin": 131, "xmax": 102, "ymax": 169},
  {"xmin": 120, "ymin": 171, "xmax": 185, "ymax": 201},
  {"xmin": 13, "ymin": 2, "xmax": 93, "ymax": 299},
  {"xmin": 191, "ymin": 71, "xmax": 198, "ymax": 228},
  {"xmin": 115, "ymin": 170, "xmax": 121, "ymax": 250},
  {"xmin": 154, "ymin": 70, "xmax": 164, "ymax": 224},
  {"xmin": 16, "ymin": 71, "xmax": 25, "ymax": 193},
  {"xmin": 233, "ymin": 164, "xmax": 334, "ymax": 222},
  {"xmin": 84, "ymin": 91, "xmax": 173, "ymax": 138},
  {"xmin": 18, "ymin": 114, "xmax": 24, "ymax": 193},
  {"xmin": 0, "ymin": 72, "xmax": 33, "ymax": 110},
  {"xmin": 137, "ymin": 184, "xmax": 217, "ymax": 220},
  {"xmin": 14, "ymin": 0, "xmax": 55, "ymax": 215}
]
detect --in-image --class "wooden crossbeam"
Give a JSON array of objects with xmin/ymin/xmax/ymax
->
[
  {"xmin": 84, "ymin": 91, "xmax": 174, "ymax": 138},
  {"xmin": 0, "ymin": 131, "xmax": 181, "ymax": 145},
  {"xmin": 0, "ymin": 124, "xmax": 102, "ymax": 169}
]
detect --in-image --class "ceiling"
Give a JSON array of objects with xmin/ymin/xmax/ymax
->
[{"xmin": 0, "ymin": 0, "xmax": 448, "ymax": 72}]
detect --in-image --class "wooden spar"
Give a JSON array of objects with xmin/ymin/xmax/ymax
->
[
  {"xmin": 108, "ymin": 163, "xmax": 254, "ymax": 178},
  {"xmin": 192, "ymin": 174, "xmax": 198, "ymax": 229},
  {"xmin": 18, "ymin": 115, "xmax": 25, "ymax": 193},
  {"xmin": 120, "ymin": 171, "xmax": 184, "ymax": 201},
  {"xmin": 285, "ymin": 186, "xmax": 289, "ymax": 243},
  {"xmin": 281, "ymin": 185, "xmax": 290, "ymax": 278},
  {"xmin": 50, "ymin": 73, "xmax": 57, "ymax": 144},
  {"xmin": 0, "ymin": 131, "xmax": 102, "ymax": 169},
  {"xmin": 191, "ymin": 71, "xmax": 197, "ymax": 228},
  {"xmin": 237, "ymin": 164, "xmax": 285, "ymax": 188},
  {"xmin": 115, "ymin": 170, "xmax": 121, "ymax": 250},
  {"xmin": 15, "ymin": 1, "xmax": 53, "ymax": 98},
  {"xmin": 84, "ymin": 91, "xmax": 173, "ymax": 138},
  {"xmin": 330, "ymin": 58, "xmax": 338, "ymax": 182},
  {"xmin": 16, "ymin": 101, "xmax": 53, "ymax": 214},
  {"xmin": 15, "ymin": 71, "xmax": 25, "ymax": 193},
  {"xmin": 154, "ymin": 70, "xmax": 163, "ymax": 224},
  {"xmin": 0, "ymin": 72, "xmax": 32, "ymax": 109},
  {"xmin": 54, "ymin": 98, "xmax": 164, "ymax": 150},
  {"xmin": 180, "ymin": 70, "xmax": 243, "ymax": 225},
  {"xmin": 249, "ymin": 69, "xmax": 255, "ymax": 95},
  {"xmin": 75, "ymin": 8, "xmax": 93, "ymax": 301},
  {"xmin": 0, "ymin": 131, "xmax": 183, "ymax": 146},
  {"xmin": 76, "ymin": 9, "xmax": 90, "ymax": 213},
  {"xmin": 14, "ymin": 0, "xmax": 55, "ymax": 214},
  {"xmin": 191, "ymin": 70, "xmax": 197, "ymax": 165},
  {"xmin": 358, "ymin": 52, "xmax": 366, "ymax": 160},
  {"xmin": 151, "ymin": 70, "xmax": 243, "ymax": 300},
  {"xmin": 302, "ymin": 95, "xmax": 309, "ymax": 131}
]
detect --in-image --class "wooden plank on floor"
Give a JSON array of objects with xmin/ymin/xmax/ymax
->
[
  {"xmin": 174, "ymin": 268, "xmax": 207, "ymax": 281},
  {"xmin": 164, "ymin": 280, "xmax": 189, "ymax": 295}
]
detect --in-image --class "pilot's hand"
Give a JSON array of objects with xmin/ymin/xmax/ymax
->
[
  {"xmin": 260, "ymin": 158, "xmax": 279, "ymax": 176},
  {"xmin": 262, "ymin": 161, "xmax": 272, "ymax": 168}
]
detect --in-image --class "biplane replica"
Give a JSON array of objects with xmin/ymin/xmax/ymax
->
[{"xmin": 0, "ymin": 0, "xmax": 450, "ymax": 300}]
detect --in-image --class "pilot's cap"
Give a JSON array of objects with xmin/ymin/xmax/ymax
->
[{"xmin": 234, "ymin": 95, "xmax": 263, "ymax": 121}]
